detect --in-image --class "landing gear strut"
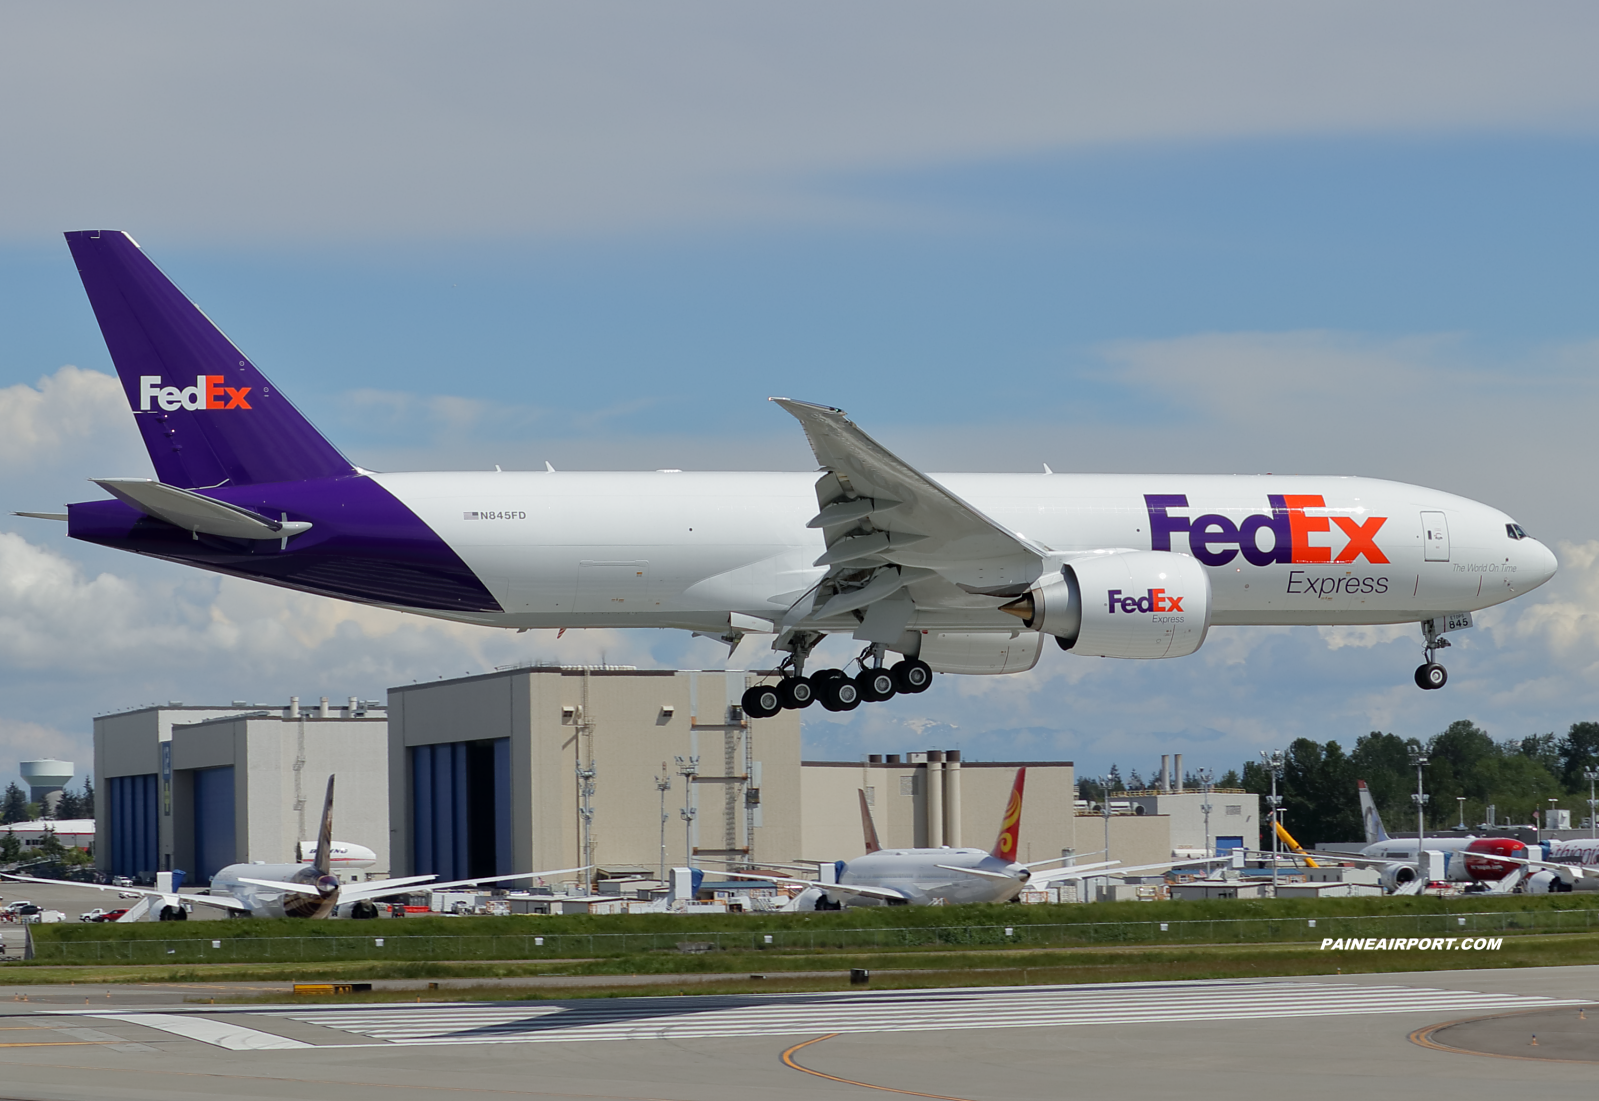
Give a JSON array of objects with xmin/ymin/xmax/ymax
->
[{"xmin": 1414, "ymin": 619, "xmax": 1450, "ymax": 691}]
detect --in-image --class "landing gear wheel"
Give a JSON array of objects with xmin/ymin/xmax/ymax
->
[
  {"xmin": 818, "ymin": 672, "xmax": 862, "ymax": 712},
  {"xmin": 777, "ymin": 676, "xmax": 815, "ymax": 710},
  {"xmin": 1414, "ymin": 663, "xmax": 1447, "ymax": 691},
  {"xmin": 856, "ymin": 668, "xmax": 897, "ymax": 702},
  {"xmin": 892, "ymin": 659, "xmax": 933, "ymax": 694},
  {"xmin": 741, "ymin": 683, "xmax": 782, "ymax": 719}
]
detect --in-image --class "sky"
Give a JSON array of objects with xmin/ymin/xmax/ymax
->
[{"xmin": 5, "ymin": 2, "xmax": 1599, "ymax": 793}]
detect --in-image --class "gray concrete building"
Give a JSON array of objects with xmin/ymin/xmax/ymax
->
[
  {"xmin": 1124, "ymin": 789, "xmax": 1261, "ymax": 857},
  {"xmin": 800, "ymin": 752, "xmax": 1076, "ymax": 864},
  {"xmin": 386, "ymin": 667, "xmax": 801, "ymax": 883},
  {"xmin": 95, "ymin": 697, "xmax": 387, "ymax": 883}
]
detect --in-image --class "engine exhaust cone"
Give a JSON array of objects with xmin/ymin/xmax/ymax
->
[{"xmin": 999, "ymin": 594, "xmax": 1035, "ymax": 622}]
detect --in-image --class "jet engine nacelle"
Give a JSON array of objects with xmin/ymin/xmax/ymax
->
[
  {"xmin": 1524, "ymin": 870, "xmax": 1573, "ymax": 894},
  {"xmin": 1379, "ymin": 863, "xmax": 1418, "ymax": 892},
  {"xmin": 1004, "ymin": 551, "xmax": 1212, "ymax": 659}
]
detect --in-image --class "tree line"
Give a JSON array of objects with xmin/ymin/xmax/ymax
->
[
  {"xmin": 1079, "ymin": 720, "xmax": 1599, "ymax": 847},
  {"xmin": 1, "ymin": 779, "xmax": 95, "ymax": 824}
]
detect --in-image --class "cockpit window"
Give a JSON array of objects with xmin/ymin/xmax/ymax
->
[{"xmin": 1506, "ymin": 523, "xmax": 1529, "ymax": 540}]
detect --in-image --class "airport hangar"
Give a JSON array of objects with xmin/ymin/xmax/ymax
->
[{"xmin": 91, "ymin": 667, "xmax": 1254, "ymax": 886}]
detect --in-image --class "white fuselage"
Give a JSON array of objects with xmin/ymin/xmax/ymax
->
[
  {"xmin": 372, "ymin": 470, "xmax": 1556, "ymax": 634},
  {"xmin": 209, "ymin": 862, "xmax": 327, "ymax": 918},
  {"xmin": 1358, "ymin": 837, "xmax": 1482, "ymax": 882},
  {"xmin": 830, "ymin": 848, "xmax": 1027, "ymax": 907}
]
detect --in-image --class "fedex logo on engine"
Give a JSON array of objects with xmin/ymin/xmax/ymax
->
[
  {"xmin": 1145, "ymin": 494, "xmax": 1388, "ymax": 567},
  {"xmin": 1108, "ymin": 588, "xmax": 1183, "ymax": 614},
  {"xmin": 139, "ymin": 375, "xmax": 252, "ymax": 411}
]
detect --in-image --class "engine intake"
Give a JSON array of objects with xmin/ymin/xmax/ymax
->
[{"xmin": 1002, "ymin": 551, "xmax": 1212, "ymax": 659}]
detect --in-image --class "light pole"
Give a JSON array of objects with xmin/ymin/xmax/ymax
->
[
  {"xmin": 1197, "ymin": 767, "xmax": 1215, "ymax": 859},
  {"xmin": 1457, "ymin": 796, "xmax": 1467, "ymax": 831},
  {"xmin": 1585, "ymin": 767, "xmax": 1599, "ymax": 840},
  {"xmin": 1260, "ymin": 750, "xmax": 1284, "ymax": 894},
  {"xmin": 654, "ymin": 763, "xmax": 672, "ymax": 882},
  {"xmin": 675, "ymin": 755, "xmax": 699, "ymax": 869},
  {"xmin": 575, "ymin": 760, "xmax": 596, "ymax": 893},
  {"xmin": 1550, "ymin": 797, "xmax": 1561, "ymax": 837},
  {"xmin": 1408, "ymin": 745, "xmax": 1429, "ymax": 877}
]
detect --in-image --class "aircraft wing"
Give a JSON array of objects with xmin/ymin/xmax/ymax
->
[
  {"xmin": 0, "ymin": 871, "xmax": 252, "ymax": 912},
  {"xmin": 719, "ymin": 869, "xmax": 909, "ymax": 902},
  {"xmin": 1030, "ymin": 857, "xmax": 1223, "ymax": 887},
  {"xmin": 771, "ymin": 399, "xmax": 1050, "ymax": 623},
  {"xmin": 339, "ymin": 866, "xmax": 591, "ymax": 904}
]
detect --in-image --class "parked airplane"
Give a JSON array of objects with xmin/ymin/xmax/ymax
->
[
  {"xmin": 730, "ymin": 768, "xmax": 1210, "ymax": 907},
  {"xmin": 28, "ymin": 232, "xmax": 1558, "ymax": 713},
  {"xmin": 1351, "ymin": 780, "xmax": 1529, "ymax": 891},
  {"xmin": 3, "ymin": 777, "xmax": 579, "ymax": 919}
]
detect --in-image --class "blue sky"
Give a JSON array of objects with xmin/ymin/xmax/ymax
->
[{"xmin": 4, "ymin": 3, "xmax": 1599, "ymax": 795}]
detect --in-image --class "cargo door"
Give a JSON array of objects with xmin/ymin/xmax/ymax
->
[{"xmin": 1421, "ymin": 511, "xmax": 1450, "ymax": 562}]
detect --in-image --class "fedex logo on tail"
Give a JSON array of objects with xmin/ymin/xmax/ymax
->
[
  {"xmin": 1146, "ymin": 494, "xmax": 1388, "ymax": 566},
  {"xmin": 139, "ymin": 375, "xmax": 252, "ymax": 411}
]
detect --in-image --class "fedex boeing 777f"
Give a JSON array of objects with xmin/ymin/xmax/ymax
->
[{"xmin": 26, "ymin": 232, "xmax": 1557, "ymax": 716}]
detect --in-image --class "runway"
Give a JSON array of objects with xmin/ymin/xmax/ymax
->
[
  {"xmin": 110, "ymin": 979, "xmax": 1586, "ymax": 1047},
  {"xmin": 0, "ymin": 966, "xmax": 1594, "ymax": 1100}
]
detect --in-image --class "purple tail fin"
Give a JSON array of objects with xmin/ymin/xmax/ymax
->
[{"xmin": 66, "ymin": 231, "xmax": 353, "ymax": 489}]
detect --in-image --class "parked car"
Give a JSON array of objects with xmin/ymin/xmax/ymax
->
[
  {"xmin": 117, "ymin": 891, "xmax": 141, "ymax": 899},
  {"xmin": 111, "ymin": 877, "xmax": 133, "ymax": 887},
  {"xmin": 88, "ymin": 908, "xmax": 130, "ymax": 923},
  {"xmin": 79, "ymin": 907, "xmax": 110, "ymax": 922},
  {"xmin": 1, "ymin": 900, "xmax": 35, "ymax": 914}
]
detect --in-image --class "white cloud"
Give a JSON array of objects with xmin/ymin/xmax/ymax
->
[{"xmin": 2, "ymin": 3, "xmax": 1599, "ymax": 241}]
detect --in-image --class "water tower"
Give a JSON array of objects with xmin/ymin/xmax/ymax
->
[{"xmin": 19, "ymin": 760, "xmax": 74, "ymax": 815}]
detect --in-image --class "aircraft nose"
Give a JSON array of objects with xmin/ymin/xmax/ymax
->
[{"xmin": 1522, "ymin": 538, "xmax": 1558, "ymax": 591}]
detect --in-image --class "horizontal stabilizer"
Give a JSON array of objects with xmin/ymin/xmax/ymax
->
[
  {"xmin": 12, "ymin": 512, "xmax": 67, "ymax": 521},
  {"xmin": 94, "ymin": 478, "xmax": 312, "ymax": 541},
  {"xmin": 236, "ymin": 877, "xmax": 325, "ymax": 896}
]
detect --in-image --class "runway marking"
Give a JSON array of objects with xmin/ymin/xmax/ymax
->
[
  {"xmin": 1410, "ymin": 1008, "xmax": 1599, "ymax": 1065},
  {"xmin": 0, "ymin": 1057, "xmax": 687, "ymax": 1100},
  {"xmin": 782, "ymin": 1034, "xmax": 979, "ymax": 1100},
  {"xmin": 97, "ymin": 1013, "xmax": 311, "ymax": 1050},
  {"xmin": 259, "ymin": 980, "xmax": 1591, "ymax": 1048}
]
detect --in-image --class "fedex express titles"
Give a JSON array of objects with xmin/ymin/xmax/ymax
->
[{"xmin": 1146, "ymin": 493, "xmax": 1392, "ymax": 596}]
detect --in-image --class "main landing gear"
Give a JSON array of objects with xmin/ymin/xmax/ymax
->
[
  {"xmin": 1414, "ymin": 619, "xmax": 1450, "ymax": 691},
  {"xmin": 741, "ymin": 646, "xmax": 932, "ymax": 719}
]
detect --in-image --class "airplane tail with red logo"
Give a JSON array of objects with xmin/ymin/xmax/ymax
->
[
  {"xmin": 858, "ymin": 789, "xmax": 882, "ymax": 853},
  {"xmin": 990, "ymin": 767, "xmax": 1026, "ymax": 860},
  {"xmin": 65, "ymin": 230, "xmax": 352, "ymax": 489}
]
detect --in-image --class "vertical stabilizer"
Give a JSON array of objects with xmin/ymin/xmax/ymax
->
[
  {"xmin": 1358, "ymin": 780, "xmax": 1389, "ymax": 844},
  {"xmin": 314, "ymin": 776, "xmax": 336, "ymax": 877},
  {"xmin": 857, "ymin": 789, "xmax": 881, "ymax": 853},
  {"xmin": 64, "ymin": 231, "xmax": 353, "ymax": 489},
  {"xmin": 990, "ymin": 767, "xmax": 1026, "ymax": 860}
]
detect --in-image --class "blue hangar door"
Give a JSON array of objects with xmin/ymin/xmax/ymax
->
[
  {"xmin": 108, "ymin": 774, "xmax": 158, "ymax": 880},
  {"xmin": 192, "ymin": 766, "xmax": 237, "ymax": 885},
  {"xmin": 411, "ymin": 739, "xmax": 511, "ymax": 882}
]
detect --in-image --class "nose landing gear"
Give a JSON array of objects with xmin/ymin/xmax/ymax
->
[{"xmin": 1414, "ymin": 618, "xmax": 1452, "ymax": 690}]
